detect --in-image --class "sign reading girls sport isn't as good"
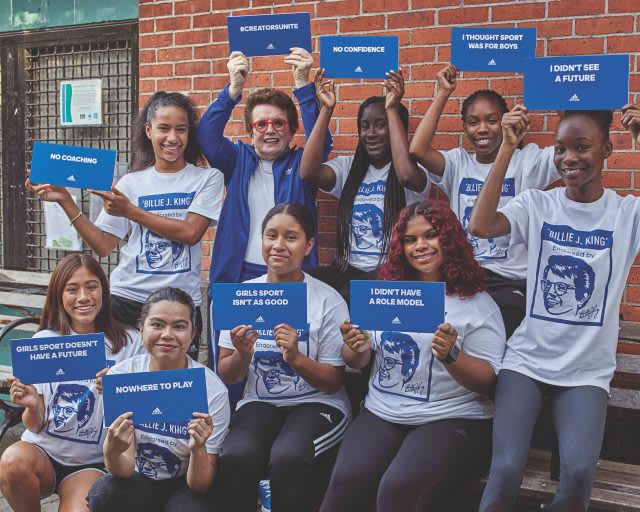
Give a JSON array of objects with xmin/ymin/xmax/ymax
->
[
  {"xmin": 350, "ymin": 281, "xmax": 445, "ymax": 333},
  {"xmin": 523, "ymin": 54, "xmax": 629, "ymax": 110},
  {"xmin": 320, "ymin": 36, "xmax": 399, "ymax": 79},
  {"xmin": 211, "ymin": 282, "xmax": 307, "ymax": 331},
  {"xmin": 11, "ymin": 333, "xmax": 107, "ymax": 385},
  {"xmin": 103, "ymin": 367, "xmax": 208, "ymax": 426},
  {"xmin": 30, "ymin": 142, "xmax": 117, "ymax": 192},
  {"xmin": 227, "ymin": 13, "xmax": 312, "ymax": 57},
  {"xmin": 451, "ymin": 27, "xmax": 536, "ymax": 72}
]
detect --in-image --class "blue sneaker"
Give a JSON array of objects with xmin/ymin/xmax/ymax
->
[{"xmin": 258, "ymin": 479, "xmax": 271, "ymax": 512}]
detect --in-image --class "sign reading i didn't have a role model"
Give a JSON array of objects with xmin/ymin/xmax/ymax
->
[
  {"xmin": 30, "ymin": 142, "xmax": 116, "ymax": 191},
  {"xmin": 350, "ymin": 281, "xmax": 445, "ymax": 333},
  {"xmin": 523, "ymin": 54, "xmax": 629, "ymax": 110},
  {"xmin": 103, "ymin": 368, "xmax": 208, "ymax": 426},
  {"xmin": 227, "ymin": 13, "xmax": 312, "ymax": 57},
  {"xmin": 320, "ymin": 36, "xmax": 399, "ymax": 79},
  {"xmin": 211, "ymin": 282, "xmax": 307, "ymax": 332},
  {"xmin": 451, "ymin": 27, "xmax": 537, "ymax": 72},
  {"xmin": 11, "ymin": 333, "xmax": 107, "ymax": 385}
]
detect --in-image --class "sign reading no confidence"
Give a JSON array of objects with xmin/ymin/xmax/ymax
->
[
  {"xmin": 227, "ymin": 13, "xmax": 312, "ymax": 57},
  {"xmin": 523, "ymin": 54, "xmax": 629, "ymax": 110},
  {"xmin": 451, "ymin": 27, "xmax": 536, "ymax": 72},
  {"xmin": 320, "ymin": 36, "xmax": 399, "ymax": 79}
]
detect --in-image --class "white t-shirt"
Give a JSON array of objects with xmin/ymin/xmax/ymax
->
[
  {"xmin": 325, "ymin": 156, "xmax": 431, "ymax": 272},
  {"xmin": 95, "ymin": 164, "xmax": 224, "ymax": 305},
  {"xmin": 245, "ymin": 160, "xmax": 275, "ymax": 265},
  {"xmin": 219, "ymin": 273, "xmax": 351, "ymax": 418},
  {"xmin": 499, "ymin": 188, "xmax": 640, "ymax": 391},
  {"xmin": 434, "ymin": 145, "xmax": 558, "ymax": 280},
  {"xmin": 364, "ymin": 292, "xmax": 505, "ymax": 425},
  {"xmin": 22, "ymin": 329, "xmax": 144, "ymax": 465},
  {"xmin": 107, "ymin": 353, "xmax": 230, "ymax": 480}
]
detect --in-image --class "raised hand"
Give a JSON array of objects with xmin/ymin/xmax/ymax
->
[
  {"xmin": 501, "ymin": 104, "xmax": 529, "ymax": 148},
  {"xmin": 431, "ymin": 322, "xmax": 458, "ymax": 360},
  {"xmin": 339, "ymin": 321, "xmax": 372, "ymax": 353},
  {"xmin": 188, "ymin": 412, "xmax": 213, "ymax": 452},
  {"xmin": 384, "ymin": 68, "xmax": 405, "ymax": 110},
  {"xmin": 227, "ymin": 51, "xmax": 249, "ymax": 99},
  {"xmin": 314, "ymin": 68, "xmax": 336, "ymax": 109},
  {"xmin": 436, "ymin": 64, "xmax": 458, "ymax": 94},
  {"xmin": 285, "ymin": 47, "xmax": 314, "ymax": 88},
  {"xmin": 89, "ymin": 186, "xmax": 132, "ymax": 217},
  {"xmin": 622, "ymin": 103, "xmax": 640, "ymax": 145}
]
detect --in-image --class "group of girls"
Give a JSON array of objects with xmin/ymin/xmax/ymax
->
[{"xmin": 2, "ymin": 43, "xmax": 639, "ymax": 512}]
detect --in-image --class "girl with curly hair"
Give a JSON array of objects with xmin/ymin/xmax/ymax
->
[{"xmin": 320, "ymin": 200, "xmax": 506, "ymax": 512}]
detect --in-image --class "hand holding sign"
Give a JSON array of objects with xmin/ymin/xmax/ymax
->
[
  {"xmin": 95, "ymin": 367, "xmax": 110, "ymax": 394},
  {"xmin": 228, "ymin": 51, "xmax": 249, "ymax": 100},
  {"xmin": 188, "ymin": 412, "xmax": 213, "ymax": 452},
  {"xmin": 26, "ymin": 169, "xmax": 74, "ymax": 205},
  {"xmin": 105, "ymin": 412, "xmax": 135, "ymax": 456},
  {"xmin": 230, "ymin": 325, "xmax": 259, "ymax": 358},
  {"xmin": 383, "ymin": 69, "xmax": 405, "ymax": 110},
  {"xmin": 340, "ymin": 321, "xmax": 371, "ymax": 354},
  {"xmin": 274, "ymin": 323, "xmax": 300, "ymax": 365},
  {"xmin": 431, "ymin": 323, "xmax": 458, "ymax": 360},
  {"xmin": 622, "ymin": 103, "xmax": 640, "ymax": 145},
  {"xmin": 285, "ymin": 47, "xmax": 313, "ymax": 89},
  {"xmin": 7, "ymin": 377, "xmax": 39, "ymax": 410},
  {"xmin": 436, "ymin": 64, "xmax": 458, "ymax": 95},
  {"xmin": 314, "ymin": 69, "xmax": 336, "ymax": 110},
  {"xmin": 501, "ymin": 105, "xmax": 530, "ymax": 149}
]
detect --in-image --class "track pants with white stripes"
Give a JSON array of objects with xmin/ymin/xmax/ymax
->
[{"xmin": 216, "ymin": 401, "xmax": 348, "ymax": 512}]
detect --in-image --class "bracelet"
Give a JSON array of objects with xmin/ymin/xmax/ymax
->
[{"xmin": 69, "ymin": 211, "xmax": 83, "ymax": 225}]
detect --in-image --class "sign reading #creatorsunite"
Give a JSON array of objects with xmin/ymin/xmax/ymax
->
[
  {"xmin": 102, "ymin": 367, "xmax": 208, "ymax": 426},
  {"xmin": 320, "ymin": 36, "xmax": 399, "ymax": 79},
  {"xmin": 227, "ymin": 13, "xmax": 311, "ymax": 57},
  {"xmin": 350, "ymin": 281, "xmax": 445, "ymax": 333},
  {"xmin": 30, "ymin": 142, "xmax": 117, "ymax": 192},
  {"xmin": 11, "ymin": 333, "xmax": 107, "ymax": 385},
  {"xmin": 211, "ymin": 282, "xmax": 307, "ymax": 332},
  {"xmin": 451, "ymin": 27, "xmax": 536, "ymax": 72},
  {"xmin": 523, "ymin": 54, "xmax": 629, "ymax": 110}
]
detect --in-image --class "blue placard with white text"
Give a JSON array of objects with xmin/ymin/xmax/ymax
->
[
  {"xmin": 227, "ymin": 13, "xmax": 311, "ymax": 57},
  {"xmin": 103, "ymin": 368, "xmax": 207, "ymax": 426},
  {"xmin": 451, "ymin": 27, "xmax": 536, "ymax": 72},
  {"xmin": 30, "ymin": 142, "xmax": 116, "ymax": 191},
  {"xmin": 524, "ymin": 54, "xmax": 629, "ymax": 110},
  {"xmin": 320, "ymin": 36, "xmax": 399, "ymax": 79},
  {"xmin": 350, "ymin": 281, "xmax": 445, "ymax": 333},
  {"xmin": 211, "ymin": 282, "xmax": 307, "ymax": 331},
  {"xmin": 11, "ymin": 333, "xmax": 106, "ymax": 385}
]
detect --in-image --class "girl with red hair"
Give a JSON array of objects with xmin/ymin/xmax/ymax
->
[{"xmin": 320, "ymin": 200, "xmax": 506, "ymax": 512}]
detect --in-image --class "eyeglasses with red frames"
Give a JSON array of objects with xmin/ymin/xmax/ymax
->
[{"xmin": 251, "ymin": 118, "xmax": 289, "ymax": 133}]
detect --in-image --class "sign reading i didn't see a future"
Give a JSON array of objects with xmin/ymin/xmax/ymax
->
[
  {"xmin": 350, "ymin": 281, "xmax": 445, "ymax": 333},
  {"xmin": 11, "ymin": 333, "xmax": 107, "ymax": 384}
]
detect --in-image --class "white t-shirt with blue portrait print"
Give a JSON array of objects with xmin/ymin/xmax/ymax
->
[
  {"xmin": 325, "ymin": 156, "xmax": 431, "ymax": 272},
  {"xmin": 499, "ymin": 188, "xmax": 640, "ymax": 391},
  {"xmin": 107, "ymin": 353, "xmax": 230, "ymax": 480},
  {"xmin": 21, "ymin": 329, "xmax": 144, "ymax": 465},
  {"xmin": 364, "ymin": 292, "xmax": 506, "ymax": 425},
  {"xmin": 219, "ymin": 273, "xmax": 352, "ymax": 418},
  {"xmin": 433, "ymin": 144, "xmax": 558, "ymax": 280},
  {"xmin": 95, "ymin": 164, "xmax": 224, "ymax": 305}
]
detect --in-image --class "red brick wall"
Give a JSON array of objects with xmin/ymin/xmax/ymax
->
[{"xmin": 138, "ymin": 0, "xmax": 640, "ymax": 320}]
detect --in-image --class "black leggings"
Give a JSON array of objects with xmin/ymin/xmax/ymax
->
[
  {"xmin": 484, "ymin": 271, "xmax": 527, "ymax": 340},
  {"xmin": 480, "ymin": 370, "xmax": 608, "ymax": 512},
  {"xmin": 217, "ymin": 401, "xmax": 348, "ymax": 512},
  {"xmin": 320, "ymin": 409, "xmax": 492, "ymax": 512},
  {"xmin": 308, "ymin": 262, "xmax": 376, "ymax": 305},
  {"xmin": 87, "ymin": 473, "xmax": 214, "ymax": 512}
]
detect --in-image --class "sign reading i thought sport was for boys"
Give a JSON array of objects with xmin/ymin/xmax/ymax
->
[
  {"xmin": 451, "ymin": 27, "xmax": 537, "ymax": 72},
  {"xmin": 11, "ymin": 333, "xmax": 107, "ymax": 385},
  {"xmin": 102, "ymin": 367, "xmax": 208, "ymax": 426},
  {"xmin": 523, "ymin": 54, "xmax": 629, "ymax": 110},
  {"xmin": 227, "ymin": 13, "xmax": 312, "ymax": 57},
  {"xmin": 320, "ymin": 36, "xmax": 399, "ymax": 79},
  {"xmin": 211, "ymin": 282, "xmax": 307, "ymax": 331},
  {"xmin": 350, "ymin": 281, "xmax": 445, "ymax": 333}
]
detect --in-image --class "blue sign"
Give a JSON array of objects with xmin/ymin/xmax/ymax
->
[
  {"xmin": 451, "ymin": 27, "xmax": 536, "ymax": 72},
  {"xmin": 11, "ymin": 333, "xmax": 106, "ymax": 385},
  {"xmin": 30, "ymin": 142, "xmax": 117, "ymax": 191},
  {"xmin": 524, "ymin": 54, "xmax": 629, "ymax": 110},
  {"xmin": 350, "ymin": 281, "xmax": 445, "ymax": 333},
  {"xmin": 227, "ymin": 13, "xmax": 311, "ymax": 57},
  {"xmin": 103, "ymin": 367, "xmax": 208, "ymax": 426},
  {"xmin": 211, "ymin": 282, "xmax": 307, "ymax": 331},
  {"xmin": 320, "ymin": 36, "xmax": 399, "ymax": 79}
]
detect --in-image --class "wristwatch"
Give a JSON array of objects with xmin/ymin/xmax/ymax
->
[{"xmin": 438, "ymin": 344, "xmax": 460, "ymax": 365}]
